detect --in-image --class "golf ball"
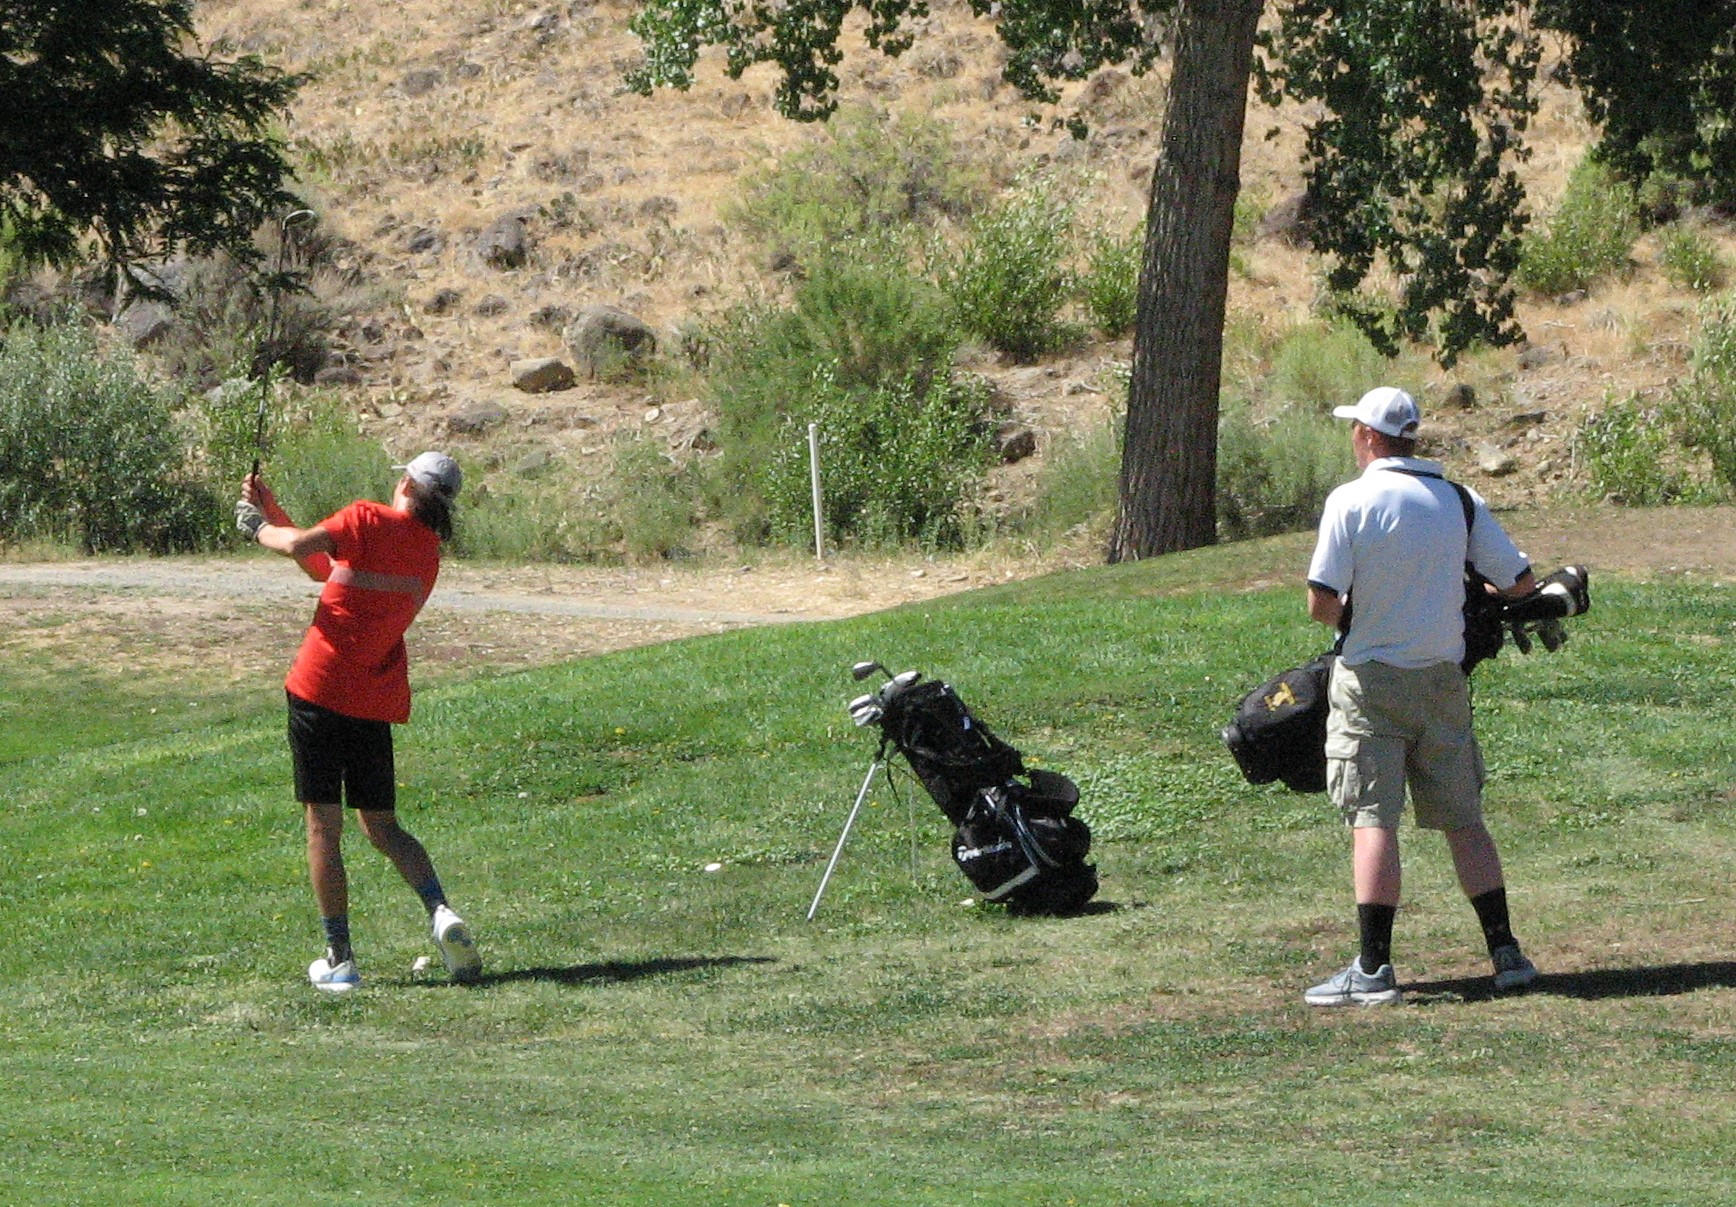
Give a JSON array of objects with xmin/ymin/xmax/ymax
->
[{"xmin": 703, "ymin": 862, "xmax": 724, "ymax": 873}]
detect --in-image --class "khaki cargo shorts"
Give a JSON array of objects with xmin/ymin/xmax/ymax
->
[{"xmin": 1325, "ymin": 659, "xmax": 1484, "ymax": 830}]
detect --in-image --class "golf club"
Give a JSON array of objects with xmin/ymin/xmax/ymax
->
[
  {"xmin": 851, "ymin": 661, "xmax": 889, "ymax": 682},
  {"xmin": 251, "ymin": 208, "xmax": 317, "ymax": 479}
]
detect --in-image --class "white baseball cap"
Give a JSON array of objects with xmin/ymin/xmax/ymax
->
[
  {"xmin": 395, "ymin": 451, "xmax": 462, "ymax": 499},
  {"xmin": 1332, "ymin": 387, "xmax": 1421, "ymax": 438}
]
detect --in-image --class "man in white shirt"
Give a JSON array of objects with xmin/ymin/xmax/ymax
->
[{"xmin": 1302, "ymin": 386, "xmax": 1542, "ymax": 1006}]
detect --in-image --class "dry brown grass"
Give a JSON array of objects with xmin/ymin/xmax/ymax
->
[{"xmin": 192, "ymin": 0, "xmax": 1736, "ymax": 518}]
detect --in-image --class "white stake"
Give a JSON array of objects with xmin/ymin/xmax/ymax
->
[{"xmin": 808, "ymin": 421, "xmax": 825, "ymax": 560}]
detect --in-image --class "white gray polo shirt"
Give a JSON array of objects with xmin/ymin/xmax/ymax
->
[{"xmin": 1307, "ymin": 457, "xmax": 1530, "ymax": 669}]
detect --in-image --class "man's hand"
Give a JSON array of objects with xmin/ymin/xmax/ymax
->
[{"xmin": 236, "ymin": 499, "xmax": 267, "ymax": 539}]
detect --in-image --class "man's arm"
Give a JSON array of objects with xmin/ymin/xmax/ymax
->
[{"xmin": 1308, "ymin": 583, "xmax": 1345, "ymax": 629}]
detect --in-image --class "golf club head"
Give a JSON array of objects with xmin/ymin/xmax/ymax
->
[
  {"xmin": 847, "ymin": 693, "xmax": 877, "ymax": 713},
  {"xmin": 850, "ymin": 705, "xmax": 884, "ymax": 728},
  {"xmin": 851, "ymin": 661, "xmax": 887, "ymax": 682},
  {"xmin": 877, "ymin": 669, "xmax": 922, "ymax": 703}
]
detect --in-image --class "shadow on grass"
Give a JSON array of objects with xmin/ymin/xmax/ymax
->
[
  {"xmin": 1406, "ymin": 960, "xmax": 1736, "ymax": 1004},
  {"xmin": 428, "ymin": 955, "xmax": 778, "ymax": 989}
]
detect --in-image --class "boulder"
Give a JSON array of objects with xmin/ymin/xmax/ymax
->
[
  {"xmin": 511, "ymin": 357, "xmax": 575, "ymax": 393},
  {"xmin": 445, "ymin": 399, "xmax": 511, "ymax": 435},
  {"xmin": 477, "ymin": 215, "xmax": 529, "ymax": 270},
  {"xmin": 564, "ymin": 304, "xmax": 657, "ymax": 379}
]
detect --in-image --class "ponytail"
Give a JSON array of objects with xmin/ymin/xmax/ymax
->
[{"xmin": 405, "ymin": 481, "xmax": 454, "ymax": 541}]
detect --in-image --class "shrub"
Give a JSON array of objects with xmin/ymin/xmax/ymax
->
[
  {"xmin": 602, "ymin": 435, "xmax": 697, "ymax": 562},
  {"xmin": 1518, "ymin": 157, "xmax": 1638, "ymax": 296},
  {"xmin": 936, "ymin": 178, "xmax": 1078, "ymax": 362},
  {"xmin": 763, "ymin": 363, "xmax": 995, "ymax": 549},
  {"xmin": 1217, "ymin": 400, "xmax": 1355, "ymax": 540},
  {"xmin": 1022, "ymin": 409, "xmax": 1123, "ymax": 539},
  {"xmin": 1658, "ymin": 224, "xmax": 1728, "ymax": 294},
  {"xmin": 1077, "ymin": 225, "xmax": 1141, "ymax": 338},
  {"xmin": 728, "ymin": 106, "xmax": 985, "ymax": 260},
  {"xmin": 452, "ymin": 474, "xmax": 611, "ymax": 563},
  {"xmin": 1572, "ymin": 391, "xmax": 1703, "ymax": 505},
  {"xmin": 1268, "ymin": 319, "xmax": 1402, "ymax": 413},
  {"xmin": 0, "ymin": 321, "xmax": 213, "ymax": 552},
  {"xmin": 702, "ymin": 256, "xmax": 962, "ymax": 538},
  {"xmin": 1677, "ymin": 298, "xmax": 1736, "ymax": 494}
]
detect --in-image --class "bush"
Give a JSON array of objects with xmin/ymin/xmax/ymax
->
[
  {"xmin": 702, "ymin": 256, "xmax": 962, "ymax": 538},
  {"xmin": 1678, "ymin": 298, "xmax": 1736, "ymax": 495},
  {"xmin": 1217, "ymin": 400, "xmax": 1355, "ymax": 540},
  {"xmin": 1518, "ymin": 157, "xmax": 1638, "ymax": 296},
  {"xmin": 602, "ymin": 435, "xmax": 697, "ymax": 561},
  {"xmin": 1572, "ymin": 392, "xmax": 1705, "ymax": 505},
  {"xmin": 452, "ymin": 473, "xmax": 611, "ymax": 563},
  {"xmin": 1022, "ymin": 409, "xmax": 1123, "ymax": 539},
  {"xmin": 0, "ymin": 321, "xmax": 214, "ymax": 553},
  {"xmin": 1077, "ymin": 225, "xmax": 1141, "ymax": 338},
  {"xmin": 728, "ymin": 106, "xmax": 985, "ymax": 261},
  {"xmin": 936, "ymin": 178, "xmax": 1078, "ymax": 362},
  {"xmin": 764, "ymin": 364, "xmax": 995, "ymax": 549},
  {"xmin": 1269, "ymin": 319, "xmax": 1403, "ymax": 413},
  {"xmin": 1658, "ymin": 224, "xmax": 1728, "ymax": 294}
]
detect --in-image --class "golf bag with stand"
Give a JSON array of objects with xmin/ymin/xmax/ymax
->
[{"xmin": 845, "ymin": 664, "xmax": 1098, "ymax": 915}]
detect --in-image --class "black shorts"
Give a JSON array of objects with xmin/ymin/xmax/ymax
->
[{"xmin": 286, "ymin": 692, "xmax": 396, "ymax": 812}]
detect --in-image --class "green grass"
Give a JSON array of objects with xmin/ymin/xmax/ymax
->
[{"xmin": 5, "ymin": 547, "xmax": 1736, "ymax": 1204}]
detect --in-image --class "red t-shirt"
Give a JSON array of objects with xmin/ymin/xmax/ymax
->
[{"xmin": 284, "ymin": 500, "xmax": 441, "ymax": 723}]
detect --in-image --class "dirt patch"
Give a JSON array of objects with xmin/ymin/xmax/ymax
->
[{"xmin": 4, "ymin": 507, "xmax": 1731, "ymax": 684}]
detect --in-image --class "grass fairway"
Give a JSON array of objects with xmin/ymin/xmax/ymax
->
[{"xmin": 4, "ymin": 545, "xmax": 1734, "ymax": 1205}]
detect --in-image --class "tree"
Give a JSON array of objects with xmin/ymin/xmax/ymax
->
[
  {"xmin": 628, "ymin": 0, "xmax": 1736, "ymax": 560},
  {"xmin": 0, "ymin": 1, "xmax": 300, "ymax": 285}
]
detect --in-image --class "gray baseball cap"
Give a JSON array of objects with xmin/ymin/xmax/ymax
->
[{"xmin": 395, "ymin": 451, "xmax": 462, "ymax": 499}]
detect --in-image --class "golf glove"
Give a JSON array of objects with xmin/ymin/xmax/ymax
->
[{"xmin": 235, "ymin": 499, "xmax": 267, "ymax": 539}]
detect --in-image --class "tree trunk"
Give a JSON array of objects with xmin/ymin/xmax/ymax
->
[{"xmin": 1109, "ymin": 0, "xmax": 1264, "ymax": 562}]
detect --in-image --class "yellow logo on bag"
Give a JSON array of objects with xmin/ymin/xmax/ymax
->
[{"xmin": 1264, "ymin": 682, "xmax": 1296, "ymax": 711}]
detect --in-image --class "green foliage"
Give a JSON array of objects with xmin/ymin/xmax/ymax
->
[
  {"xmin": 1657, "ymin": 223, "xmax": 1728, "ymax": 294},
  {"xmin": 0, "ymin": 1, "xmax": 301, "ymax": 276},
  {"xmin": 1268, "ymin": 319, "xmax": 1403, "ymax": 413},
  {"xmin": 1077, "ymin": 225, "xmax": 1141, "ymax": 338},
  {"xmin": 1571, "ymin": 391, "xmax": 1704, "ymax": 505},
  {"xmin": 1262, "ymin": 0, "xmax": 1538, "ymax": 364},
  {"xmin": 1022, "ymin": 408, "xmax": 1124, "ymax": 539},
  {"xmin": 936, "ymin": 179, "xmax": 1078, "ymax": 362},
  {"xmin": 267, "ymin": 402, "xmax": 397, "ymax": 526},
  {"xmin": 1216, "ymin": 399, "xmax": 1355, "ymax": 540},
  {"xmin": 703, "ymin": 256, "xmax": 963, "ymax": 540},
  {"xmin": 452, "ymin": 475, "xmax": 607, "ymax": 563},
  {"xmin": 765, "ymin": 364, "xmax": 995, "ymax": 548},
  {"xmin": 604, "ymin": 435, "xmax": 698, "ymax": 562},
  {"xmin": 728, "ymin": 106, "xmax": 984, "ymax": 260},
  {"xmin": 0, "ymin": 321, "xmax": 212, "ymax": 552},
  {"xmin": 1537, "ymin": 2, "xmax": 1736, "ymax": 211},
  {"xmin": 1677, "ymin": 297, "xmax": 1736, "ymax": 494},
  {"xmin": 1517, "ymin": 156, "xmax": 1639, "ymax": 296}
]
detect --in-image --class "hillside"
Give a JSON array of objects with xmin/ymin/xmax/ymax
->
[{"xmin": 192, "ymin": 0, "xmax": 1729, "ymax": 526}]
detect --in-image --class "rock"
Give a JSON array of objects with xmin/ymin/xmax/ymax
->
[
  {"xmin": 513, "ymin": 449, "xmax": 554, "ymax": 476},
  {"xmin": 474, "ymin": 294, "xmax": 511, "ymax": 317},
  {"xmin": 1505, "ymin": 410, "xmax": 1548, "ymax": 429},
  {"xmin": 315, "ymin": 364, "xmax": 364, "ymax": 387},
  {"xmin": 997, "ymin": 424, "xmax": 1038, "ymax": 464},
  {"xmin": 1080, "ymin": 68, "xmax": 1128, "ymax": 109},
  {"xmin": 446, "ymin": 400, "xmax": 511, "ymax": 435},
  {"xmin": 113, "ymin": 300, "xmax": 174, "ymax": 348},
  {"xmin": 425, "ymin": 288, "xmax": 463, "ymax": 315},
  {"xmin": 1258, "ymin": 191, "xmax": 1316, "ymax": 247},
  {"xmin": 1516, "ymin": 344, "xmax": 1559, "ymax": 371},
  {"xmin": 1476, "ymin": 441, "xmax": 1518, "ymax": 476},
  {"xmin": 511, "ymin": 357, "xmax": 575, "ymax": 393},
  {"xmin": 406, "ymin": 227, "xmax": 443, "ymax": 254},
  {"xmin": 529, "ymin": 304, "xmax": 572, "ymax": 329},
  {"xmin": 477, "ymin": 215, "xmax": 529, "ymax": 270},
  {"xmin": 720, "ymin": 92, "xmax": 753, "ymax": 118},
  {"xmin": 564, "ymin": 304, "xmax": 658, "ymax": 379},
  {"xmin": 400, "ymin": 69, "xmax": 442, "ymax": 97},
  {"xmin": 1441, "ymin": 383, "xmax": 1476, "ymax": 411}
]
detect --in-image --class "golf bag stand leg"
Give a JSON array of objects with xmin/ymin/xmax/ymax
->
[{"xmin": 806, "ymin": 756, "xmax": 885, "ymax": 920}]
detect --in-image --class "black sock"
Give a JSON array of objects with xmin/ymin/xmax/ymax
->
[
  {"xmin": 321, "ymin": 914, "xmax": 353, "ymax": 965},
  {"xmin": 1470, "ymin": 887, "xmax": 1516, "ymax": 955},
  {"xmin": 1357, "ymin": 903, "xmax": 1396, "ymax": 974}
]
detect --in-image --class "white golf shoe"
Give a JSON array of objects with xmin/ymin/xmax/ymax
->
[
  {"xmin": 308, "ymin": 954, "xmax": 361, "ymax": 993},
  {"xmin": 431, "ymin": 904, "xmax": 482, "ymax": 983}
]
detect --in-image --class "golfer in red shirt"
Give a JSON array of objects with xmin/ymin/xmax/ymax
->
[{"xmin": 238, "ymin": 452, "xmax": 482, "ymax": 992}]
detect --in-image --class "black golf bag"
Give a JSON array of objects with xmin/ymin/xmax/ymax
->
[
  {"xmin": 850, "ymin": 670, "xmax": 1098, "ymax": 915},
  {"xmin": 1222, "ymin": 564, "xmax": 1591, "ymax": 794}
]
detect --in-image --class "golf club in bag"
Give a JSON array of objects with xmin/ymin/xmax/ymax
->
[{"xmin": 809, "ymin": 661, "xmax": 1097, "ymax": 919}]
